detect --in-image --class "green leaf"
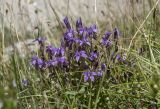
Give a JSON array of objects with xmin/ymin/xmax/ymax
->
[
  {"xmin": 78, "ymin": 87, "xmax": 85, "ymax": 94},
  {"xmin": 65, "ymin": 91, "xmax": 77, "ymax": 96}
]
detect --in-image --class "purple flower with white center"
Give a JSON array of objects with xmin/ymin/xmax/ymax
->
[
  {"xmin": 101, "ymin": 63, "xmax": 106, "ymax": 71},
  {"xmin": 33, "ymin": 37, "xmax": 46, "ymax": 44},
  {"xmin": 63, "ymin": 17, "xmax": 71, "ymax": 30},
  {"xmin": 31, "ymin": 56, "xmax": 45, "ymax": 68},
  {"xmin": 75, "ymin": 50, "xmax": 88, "ymax": 62},
  {"xmin": 22, "ymin": 79, "xmax": 29, "ymax": 86},
  {"xmin": 89, "ymin": 51, "xmax": 98, "ymax": 61},
  {"xmin": 83, "ymin": 72, "xmax": 97, "ymax": 82},
  {"xmin": 114, "ymin": 28, "xmax": 120, "ymax": 39}
]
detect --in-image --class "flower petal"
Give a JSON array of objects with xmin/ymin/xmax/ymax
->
[{"xmin": 76, "ymin": 56, "xmax": 80, "ymax": 62}]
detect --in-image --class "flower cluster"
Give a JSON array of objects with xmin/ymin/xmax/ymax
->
[{"xmin": 31, "ymin": 17, "xmax": 124, "ymax": 82}]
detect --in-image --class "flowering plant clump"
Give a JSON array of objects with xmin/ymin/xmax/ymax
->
[
  {"xmin": 26, "ymin": 17, "xmax": 152, "ymax": 109},
  {"xmin": 31, "ymin": 17, "xmax": 127, "ymax": 83}
]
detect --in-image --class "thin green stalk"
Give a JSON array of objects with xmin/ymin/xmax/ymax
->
[
  {"xmin": 88, "ymin": 82, "xmax": 92, "ymax": 109},
  {"xmin": 94, "ymin": 68, "xmax": 106, "ymax": 109},
  {"xmin": 54, "ymin": 69, "xmax": 71, "ymax": 107},
  {"xmin": 70, "ymin": 74, "xmax": 83, "ymax": 108}
]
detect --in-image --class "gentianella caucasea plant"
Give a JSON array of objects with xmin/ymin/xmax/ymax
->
[{"xmin": 30, "ymin": 17, "xmax": 128, "ymax": 84}]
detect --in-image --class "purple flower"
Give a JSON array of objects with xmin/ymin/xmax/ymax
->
[
  {"xmin": 46, "ymin": 45, "xmax": 56, "ymax": 55},
  {"xmin": 75, "ymin": 38, "xmax": 83, "ymax": 46},
  {"xmin": 31, "ymin": 56, "xmax": 45, "ymax": 68},
  {"xmin": 22, "ymin": 79, "xmax": 29, "ymax": 86},
  {"xmin": 83, "ymin": 71, "xmax": 103, "ymax": 82},
  {"xmin": 47, "ymin": 59, "xmax": 58, "ymax": 67},
  {"xmin": 46, "ymin": 46, "xmax": 65, "ymax": 57},
  {"xmin": 101, "ymin": 63, "xmax": 106, "ymax": 71},
  {"xmin": 76, "ymin": 18, "xmax": 83, "ymax": 29},
  {"xmin": 116, "ymin": 54, "xmax": 125, "ymax": 62},
  {"xmin": 66, "ymin": 38, "xmax": 75, "ymax": 49},
  {"xmin": 97, "ymin": 71, "xmax": 103, "ymax": 77},
  {"xmin": 64, "ymin": 29, "xmax": 75, "ymax": 40},
  {"xmin": 104, "ymin": 32, "xmax": 112, "ymax": 40},
  {"xmin": 83, "ymin": 72, "xmax": 97, "ymax": 82},
  {"xmin": 75, "ymin": 37, "xmax": 90, "ymax": 46},
  {"xmin": 63, "ymin": 17, "xmax": 71, "ymax": 30},
  {"xmin": 75, "ymin": 50, "xmax": 88, "ymax": 62},
  {"xmin": 87, "ymin": 24, "xmax": 98, "ymax": 37},
  {"xmin": 101, "ymin": 31, "xmax": 112, "ymax": 47},
  {"xmin": 56, "ymin": 48, "xmax": 65, "ymax": 57},
  {"xmin": 78, "ymin": 28, "xmax": 85, "ymax": 36},
  {"xmin": 101, "ymin": 36, "xmax": 112, "ymax": 47},
  {"xmin": 76, "ymin": 18, "xmax": 85, "ymax": 35},
  {"xmin": 82, "ymin": 36, "xmax": 91, "ymax": 46},
  {"xmin": 33, "ymin": 37, "xmax": 46, "ymax": 44},
  {"xmin": 116, "ymin": 55, "xmax": 121, "ymax": 60},
  {"xmin": 90, "ymin": 24, "xmax": 98, "ymax": 33},
  {"xmin": 63, "ymin": 29, "xmax": 76, "ymax": 48},
  {"xmin": 89, "ymin": 51, "xmax": 98, "ymax": 61},
  {"xmin": 57, "ymin": 57, "xmax": 67, "ymax": 65},
  {"xmin": 46, "ymin": 45, "xmax": 53, "ymax": 52},
  {"xmin": 47, "ymin": 57, "xmax": 67, "ymax": 67},
  {"xmin": 114, "ymin": 28, "xmax": 120, "ymax": 39}
]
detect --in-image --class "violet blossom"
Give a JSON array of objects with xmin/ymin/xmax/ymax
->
[
  {"xmin": 116, "ymin": 54, "xmax": 125, "ymax": 62},
  {"xmin": 75, "ymin": 50, "xmax": 88, "ymax": 62},
  {"xmin": 101, "ymin": 35, "xmax": 112, "ymax": 47},
  {"xmin": 76, "ymin": 18, "xmax": 83, "ymax": 29},
  {"xmin": 89, "ymin": 51, "xmax": 99, "ymax": 61},
  {"xmin": 63, "ymin": 17, "xmax": 71, "ymax": 30},
  {"xmin": 114, "ymin": 28, "xmax": 120, "ymax": 39},
  {"xmin": 31, "ymin": 56, "xmax": 45, "ymax": 68},
  {"xmin": 101, "ymin": 63, "xmax": 106, "ymax": 71},
  {"xmin": 83, "ymin": 72, "xmax": 97, "ymax": 82},
  {"xmin": 22, "ymin": 79, "xmax": 29, "ymax": 86}
]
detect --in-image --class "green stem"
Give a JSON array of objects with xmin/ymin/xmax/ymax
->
[{"xmin": 88, "ymin": 82, "xmax": 92, "ymax": 109}]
